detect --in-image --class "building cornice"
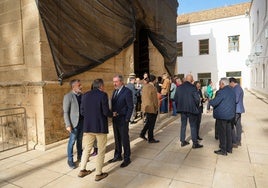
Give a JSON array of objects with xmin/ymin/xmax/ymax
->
[{"xmin": 177, "ymin": 2, "xmax": 251, "ymax": 25}]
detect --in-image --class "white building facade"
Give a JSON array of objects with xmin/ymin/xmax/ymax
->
[
  {"xmin": 176, "ymin": 3, "xmax": 251, "ymax": 89},
  {"xmin": 248, "ymin": 0, "xmax": 268, "ymax": 95}
]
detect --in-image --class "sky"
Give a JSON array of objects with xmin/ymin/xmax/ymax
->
[{"xmin": 177, "ymin": 0, "xmax": 251, "ymax": 15}]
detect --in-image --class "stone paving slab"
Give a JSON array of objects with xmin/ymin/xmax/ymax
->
[{"xmin": 0, "ymin": 90, "xmax": 268, "ymax": 188}]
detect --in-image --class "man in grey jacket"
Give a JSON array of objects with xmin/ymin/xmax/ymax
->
[
  {"xmin": 126, "ymin": 77, "xmax": 138, "ymax": 124},
  {"xmin": 63, "ymin": 79, "xmax": 83, "ymax": 168}
]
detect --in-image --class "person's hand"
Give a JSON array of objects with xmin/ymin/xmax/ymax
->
[
  {"xmin": 113, "ymin": 112, "xmax": 118, "ymax": 117},
  {"xmin": 66, "ymin": 126, "xmax": 72, "ymax": 133}
]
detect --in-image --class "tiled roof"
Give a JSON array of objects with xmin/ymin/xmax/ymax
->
[{"xmin": 177, "ymin": 2, "xmax": 251, "ymax": 25}]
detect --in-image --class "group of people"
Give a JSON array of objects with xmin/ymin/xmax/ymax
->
[
  {"xmin": 62, "ymin": 74, "xmax": 163, "ymax": 181},
  {"xmin": 62, "ymin": 73, "xmax": 245, "ymax": 182}
]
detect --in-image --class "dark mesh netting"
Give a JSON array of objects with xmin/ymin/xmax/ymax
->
[{"xmin": 38, "ymin": 0, "xmax": 178, "ymax": 80}]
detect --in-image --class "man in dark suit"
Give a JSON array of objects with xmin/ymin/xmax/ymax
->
[
  {"xmin": 78, "ymin": 79, "xmax": 111, "ymax": 181},
  {"xmin": 210, "ymin": 78, "xmax": 236, "ymax": 156},
  {"xmin": 194, "ymin": 81, "xmax": 207, "ymax": 140},
  {"xmin": 174, "ymin": 74, "xmax": 203, "ymax": 149},
  {"xmin": 108, "ymin": 75, "xmax": 134, "ymax": 168},
  {"xmin": 63, "ymin": 79, "xmax": 83, "ymax": 169}
]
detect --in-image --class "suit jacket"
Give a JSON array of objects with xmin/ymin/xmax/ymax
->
[
  {"xmin": 209, "ymin": 86, "xmax": 236, "ymax": 120},
  {"xmin": 174, "ymin": 81, "xmax": 200, "ymax": 115},
  {"xmin": 233, "ymin": 84, "xmax": 245, "ymax": 114},
  {"xmin": 81, "ymin": 89, "xmax": 111, "ymax": 133},
  {"xmin": 63, "ymin": 91, "xmax": 80, "ymax": 128},
  {"xmin": 197, "ymin": 89, "xmax": 205, "ymax": 113},
  {"xmin": 126, "ymin": 83, "xmax": 138, "ymax": 104},
  {"xmin": 112, "ymin": 86, "xmax": 134, "ymax": 122},
  {"xmin": 141, "ymin": 83, "xmax": 158, "ymax": 114}
]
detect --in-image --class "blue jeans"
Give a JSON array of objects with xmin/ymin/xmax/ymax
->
[
  {"xmin": 160, "ymin": 95, "xmax": 168, "ymax": 113},
  {"xmin": 180, "ymin": 112, "xmax": 198, "ymax": 144},
  {"xmin": 171, "ymin": 99, "xmax": 177, "ymax": 116},
  {"xmin": 67, "ymin": 120, "xmax": 83, "ymax": 162}
]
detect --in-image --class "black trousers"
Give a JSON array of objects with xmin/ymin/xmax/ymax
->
[
  {"xmin": 140, "ymin": 113, "xmax": 157, "ymax": 141},
  {"xmin": 218, "ymin": 119, "xmax": 232, "ymax": 152},
  {"xmin": 197, "ymin": 112, "xmax": 202, "ymax": 138},
  {"xmin": 112, "ymin": 116, "xmax": 131, "ymax": 162},
  {"xmin": 215, "ymin": 119, "xmax": 219, "ymax": 139}
]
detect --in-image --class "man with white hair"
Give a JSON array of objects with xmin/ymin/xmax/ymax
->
[{"xmin": 209, "ymin": 78, "xmax": 236, "ymax": 156}]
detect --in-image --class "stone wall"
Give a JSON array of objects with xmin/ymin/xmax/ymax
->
[
  {"xmin": 42, "ymin": 45, "xmax": 135, "ymax": 146},
  {"xmin": 0, "ymin": 0, "xmax": 45, "ymax": 149},
  {"xmin": 0, "ymin": 0, "xmax": 168, "ymax": 150}
]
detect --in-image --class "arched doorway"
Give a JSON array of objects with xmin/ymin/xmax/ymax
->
[{"xmin": 134, "ymin": 25, "xmax": 149, "ymax": 79}]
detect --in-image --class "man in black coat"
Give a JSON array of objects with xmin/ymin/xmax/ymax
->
[
  {"xmin": 174, "ymin": 74, "xmax": 203, "ymax": 149},
  {"xmin": 108, "ymin": 75, "xmax": 134, "ymax": 168},
  {"xmin": 78, "ymin": 79, "xmax": 111, "ymax": 181}
]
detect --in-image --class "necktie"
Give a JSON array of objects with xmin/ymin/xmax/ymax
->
[{"xmin": 114, "ymin": 89, "xmax": 118, "ymax": 98}]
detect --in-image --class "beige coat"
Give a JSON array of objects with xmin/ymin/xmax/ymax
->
[
  {"xmin": 141, "ymin": 83, "xmax": 159, "ymax": 114},
  {"xmin": 161, "ymin": 78, "xmax": 170, "ymax": 95}
]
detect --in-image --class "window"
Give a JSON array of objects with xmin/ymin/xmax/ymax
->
[
  {"xmin": 226, "ymin": 71, "xmax": 241, "ymax": 77},
  {"xmin": 199, "ymin": 39, "xmax": 209, "ymax": 55},
  {"xmin": 198, "ymin": 73, "xmax": 211, "ymax": 87},
  {"xmin": 177, "ymin": 42, "xmax": 183, "ymax": 56},
  {"xmin": 226, "ymin": 71, "xmax": 241, "ymax": 85},
  {"xmin": 177, "ymin": 74, "xmax": 184, "ymax": 80},
  {"xmin": 228, "ymin": 35, "xmax": 240, "ymax": 52}
]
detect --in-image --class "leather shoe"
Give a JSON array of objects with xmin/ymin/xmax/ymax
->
[
  {"xmin": 120, "ymin": 160, "xmax": 131, "ymax": 168},
  {"xmin": 181, "ymin": 141, "xmax": 190, "ymax": 147},
  {"xmin": 78, "ymin": 169, "xmax": 92, "ymax": 178},
  {"xmin": 192, "ymin": 143, "xmax": 203, "ymax": 149},
  {"xmin": 67, "ymin": 160, "xmax": 76, "ymax": 169},
  {"xmin": 227, "ymin": 150, "xmax": 232, "ymax": 153},
  {"xmin": 214, "ymin": 149, "xmax": 227, "ymax": 156},
  {"xmin": 95, "ymin": 172, "xmax": 108, "ymax": 181},
  {"xmin": 108, "ymin": 157, "xmax": 123, "ymax": 163},
  {"xmin": 140, "ymin": 135, "xmax": 147, "ymax": 141},
  {"xmin": 197, "ymin": 136, "xmax": 203, "ymax": 140},
  {"xmin": 148, "ymin": 139, "xmax": 159, "ymax": 143},
  {"xmin": 233, "ymin": 144, "xmax": 238, "ymax": 148}
]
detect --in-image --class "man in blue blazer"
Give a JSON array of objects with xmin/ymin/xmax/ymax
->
[
  {"xmin": 229, "ymin": 77, "xmax": 245, "ymax": 147},
  {"xmin": 78, "ymin": 79, "xmax": 111, "ymax": 181},
  {"xmin": 108, "ymin": 75, "xmax": 134, "ymax": 168},
  {"xmin": 210, "ymin": 78, "xmax": 236, "ymax": 156},
  {"xmin": 63, "ymin": 79, "xmax": 83, "ymax": 169}
]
